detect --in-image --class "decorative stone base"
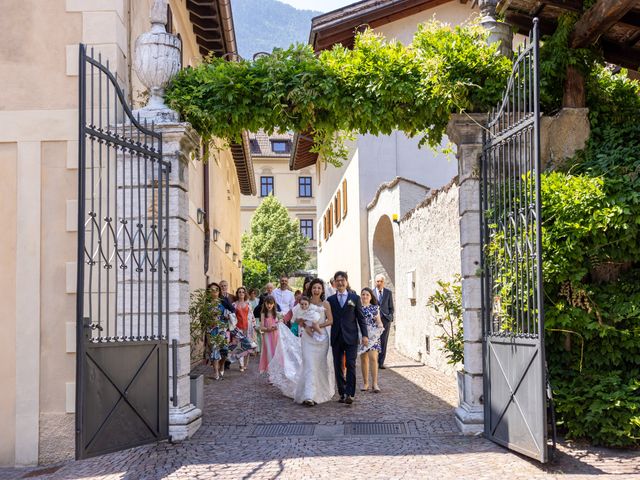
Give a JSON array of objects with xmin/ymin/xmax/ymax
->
[
  {"xmin": 38, "ymin": 413, "xmax": 74, "ymax": 465},
  {"xmin": 455, "ymin": 402, "xmax": 484, "ymax": 435},
  {"xmin": 132, "ymin": 106, "xmax": 179, "ymax": 124},
  {"xmin": 169, "ymin": 404, "xmax": 202, "ymax": 442}
]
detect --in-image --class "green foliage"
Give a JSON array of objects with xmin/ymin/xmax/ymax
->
[
  {"xmin": 483, "ymin": 18, "xmax": 640, "ymax": 446},
  {"xmin": 538, "ymin": 14, "xmax": 599, "ymax": 113},
  {"xmin": 242, "ymin": 258, "xmax": 271, "ymax": 291},
  {"xmin": 188, "ymin": 288, "xmax": 221, "ymax": 361},
  {"xmin": 241, "ymin": 195, "xmax": 310, "ymax": 277},
  {"xmin": 534, "ymin": 23, "xmax": 640, "ymax": 445},
  {"xmin": 426, "ymin": 275, "xmax": 463, "ymax": 365},
  {"xmin": 540, "ymin": 172, "xmax": 640, "ymax": 288},
  {"xmin": 552, "ymin": 371, "xmax": 640, "ymax": 447},
  {"xmin": 545, "ymin": 272, "xmax": 640, "ymax": 446},
  {"xmin": 166, "ymin": 21, "xmax": 511, "ymax": 165}
]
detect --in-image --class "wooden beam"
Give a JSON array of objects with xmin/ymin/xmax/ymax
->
[
  {"xmin": 601, "ymin": 39, "xmax": 640, "ymax": 70},
  {"xmin": 571, "ymin": 0, "xmax": 637, "ymax": 48},
  {"xmin": 562, "ymin": 65, "xmax": 586, "ymax": 108},
  {"xmin": 620, "ymin": 10, "xmax": 640, "ymax": 29},
  {"xmin": 528, "ymin": 0, "xmax": 582, "ymax": 17},
  {"xmin": 505, "ymin": 12, "xmax": 557, "ymax": 36}
]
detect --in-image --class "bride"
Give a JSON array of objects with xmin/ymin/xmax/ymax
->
[{"xmin": 268, "ymin": 278, "xmax": 335, "ymax": 405}]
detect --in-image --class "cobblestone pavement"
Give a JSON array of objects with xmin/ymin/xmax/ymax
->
[{"xmin": 2, "ymin": 342, "xmax": 638, "ymax": 480}]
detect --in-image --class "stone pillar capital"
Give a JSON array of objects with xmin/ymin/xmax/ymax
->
[
  {"xmin": 154, "ymin": 122, "xmax": 201, "ymax": 162},
  {"xmin": 446, "ymin": 113, "xmax": 487, "ymax": 146}
]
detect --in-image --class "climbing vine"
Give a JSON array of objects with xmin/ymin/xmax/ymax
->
[{"xmin": 166, "ymin": 20, "xmax": 511, "ymax": 165}]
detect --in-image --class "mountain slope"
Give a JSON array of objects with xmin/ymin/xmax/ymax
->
[{"xmin": 231, "ymin": 0, "xmax": 321, "ymax": 59}]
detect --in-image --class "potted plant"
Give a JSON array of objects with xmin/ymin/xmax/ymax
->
[
  {"xmin": 188, "ymin": 288, "xmax": 222, "ymax": 407},
  {"xmin": 427, "ymin": 275, "xmax": 464, "ymax": 404}
]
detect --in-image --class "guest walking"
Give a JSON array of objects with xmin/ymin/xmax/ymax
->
[
  {"xmin": 359, "ymin": 288, "xmax": 384, "ymax": 392},
  {"xmin": 248, "ymin": 288, "xmax": 260, "ymax": 311},
  {"xmin": 247, "ymin": 288, "xmax": 261, "ymax": 352},
  {"xmin": 259, "ymin": 296, "xmax": 280, "ymax": 373},
  {"xmin": 232, "ymin": 287, "xmax": 255, "ymax": 372},
  {"xmin": 207, "ymin": 282, "xmax": 230, "ymax": 381},
  {"xmin": 219, "ymin": 279, "xmax": 235, "ymax": 311},
  {"xmin": 253, "ymin": 282, "xmax": 279, "ymax": 318},
  {"xmin": 374, "ymin": 274, "xmax": 394, "ymax": 369},
  {"xmin": 273, "ymin": 275, "xmax": 295, "ymax": 317}
]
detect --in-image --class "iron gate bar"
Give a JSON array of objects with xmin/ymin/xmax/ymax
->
[
  {"xmin": 480, "ymin": 19, "xmax": 548, "ymax": 463},
  {"xmin": 76, "ymin": 43, "xmax": 170, "ymax": 460}
]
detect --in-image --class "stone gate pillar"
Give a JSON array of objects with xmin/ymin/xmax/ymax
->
[
  {"xmin": 447, "ymin": 114, "xmax": 487, "ymax": 434},
  {"xmin": 156, "ymin": 122, "xmax": 202, "ymax": 440},
  {"xmin": 132, "ymin": 0, "xmax": 202, "ymax": 440}
]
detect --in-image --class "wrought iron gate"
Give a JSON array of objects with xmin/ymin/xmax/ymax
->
[
  {"xmin": 480, "ymin": 20, "xmax": 548, "ymax": 463},
  {"xmin": 76, "ymin": 44, "xmax": 169, "ymax": 460}
]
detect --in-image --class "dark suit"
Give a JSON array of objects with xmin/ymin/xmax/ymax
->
[
  {"xmin": 328, "ymin": 291, "xmax": 368, "ymax": 398},
  {"xmin": 220, "ymin": 294, "xmax": 235, "ymax": 313},
  {"xmin": 375, "ymin": 287, "xmax": 394, "ymax": 367}
]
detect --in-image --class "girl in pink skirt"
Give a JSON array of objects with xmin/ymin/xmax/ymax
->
[{"xmin": 259, "ymin": 295, "xmax": 279, "ymax": 373}]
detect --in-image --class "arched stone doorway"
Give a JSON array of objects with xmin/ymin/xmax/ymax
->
[{"xmin": 371, "ymin": 215, "xmax": 395, "ymax": 289}]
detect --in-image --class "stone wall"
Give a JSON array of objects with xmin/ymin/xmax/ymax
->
[{"xmin": 394, "ymin": 180, "xmax": 461, "ymax": 378}]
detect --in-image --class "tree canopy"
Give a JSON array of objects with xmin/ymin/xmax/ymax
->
[
  {"xmin": 241, "ymin": 195, "xmax": 310, "ymax": 278},
  {"xmin": 166, "ymin": 21, "xmax": 512, "ymax": 165}
]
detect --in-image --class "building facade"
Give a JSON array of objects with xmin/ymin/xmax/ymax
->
[
  {"xmin": 0, "ymin": 0, "xmax": 253, "ymax": 467},
  {"xmin": 288, "ymin": 0, "xmax": 483, "ymax": 378},
  {"xmin": 242, "ymin": 131, "xmax": 317, "ymax": 269}
]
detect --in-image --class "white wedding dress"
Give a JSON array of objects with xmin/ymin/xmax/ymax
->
[{"xmin": 268, "ymin": 304, "xmax": 335, "ymax": 404}]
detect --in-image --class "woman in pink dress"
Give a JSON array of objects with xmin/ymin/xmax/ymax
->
[{"xmin": 259, "ymin": 295, "xmax": 279, "ymax": 373}]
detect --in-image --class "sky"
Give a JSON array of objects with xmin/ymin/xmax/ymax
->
[{"xmin": 277, "ymin": 0, "xmax": 354, "ymax": 12}]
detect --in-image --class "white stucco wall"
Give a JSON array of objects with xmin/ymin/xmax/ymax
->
[
  {"xmin": 317, "ymin": 144, "xmax": 363, "ymax": 288},
  {"xmin": 395, "ymin": 181, "xmax": 461, "ymax": 378},
  {"xmin": 373, "ymin": 1, "xmax": 478, "ymax": 44},
  {"xmin": 315, "ymin": 0, "xmax": 476, "ymax": 295},
  {"xmin": 367, "ymin": 178, "xmax": 431, "ymax": 289}
]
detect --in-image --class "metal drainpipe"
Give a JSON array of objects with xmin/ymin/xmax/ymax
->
[
  {"xmin": 203, "ymin": 143, "xmax": 211, "ymax": 283},
  {"xmin": 218, "ymin": 0, "xmax": 239, "ymax": 58}
]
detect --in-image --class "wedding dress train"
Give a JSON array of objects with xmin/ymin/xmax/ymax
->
[{"xmin": 268, "ymin": 304, "xmax": 335, "ymax": 404}]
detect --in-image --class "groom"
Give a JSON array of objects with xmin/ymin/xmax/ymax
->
[{"xmin": 327, "ymin": 271, "xmax": 368, "ymax": 405}]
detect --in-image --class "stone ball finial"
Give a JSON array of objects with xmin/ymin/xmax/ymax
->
[{"xmin": 133, "ymin": 0, "xmax": 181, "ymax": 122}]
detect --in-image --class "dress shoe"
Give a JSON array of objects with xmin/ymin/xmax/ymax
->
[
  {"xmin": 379, "ymin": 365, "xmax": 387, "ymax": 369},
  {"xmin": 338, "ymin": 395, "xmax": 346, "ymax": 403},
  {"xmin": 345, "ymin": 396, "xmax": 354, "ymax": 405}
]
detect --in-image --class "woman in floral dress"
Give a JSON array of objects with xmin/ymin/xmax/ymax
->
[
  {"xmin": 358, "ymin": 287, "xmax": 384, "ymax": 393},
  {"xmin": 208, "ymin": 282, "xmax": 230, "ymax": 381}
]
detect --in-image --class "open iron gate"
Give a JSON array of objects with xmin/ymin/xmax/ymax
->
[
  {"xmin": 75, "ymin": 44, "xmax": 170, "ymax": 460},
  {"xmin": 480, "ymin": 20, "xmax": 548, "ymax": 463}
]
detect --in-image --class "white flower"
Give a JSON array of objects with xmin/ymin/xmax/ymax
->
[{"xmin": 347, "ymin": 299, "xmax": 356, "ymax": 307}]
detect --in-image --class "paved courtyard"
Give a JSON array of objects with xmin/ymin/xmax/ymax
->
[{"xmin": 2, "ymin": 339, "xmax": 638, "ymax": 480}]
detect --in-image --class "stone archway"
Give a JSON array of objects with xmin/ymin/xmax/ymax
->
[{"xmin": 371, "ymin": 215, "xmax": 395, "ymax": 289}]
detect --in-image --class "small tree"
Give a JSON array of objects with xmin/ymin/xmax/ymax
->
[
  {"xmin": 242, "ymin": 258, "xmax": 271, "ymax": 291},
  {"xmin": 242, "ymin": 195, "xmax": 310, "ymax": 277}
]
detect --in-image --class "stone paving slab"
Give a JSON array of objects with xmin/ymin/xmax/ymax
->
[{"xmin": 2, "ymin": 344, "xmax": 638, "ymax": 480}]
